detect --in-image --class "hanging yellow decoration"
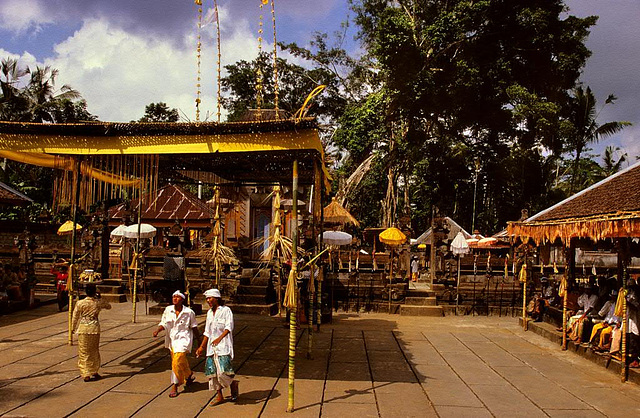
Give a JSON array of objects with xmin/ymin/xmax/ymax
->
[{"xmin": 519, "ymin": 262, "xmax": 527, "ymax": 283}]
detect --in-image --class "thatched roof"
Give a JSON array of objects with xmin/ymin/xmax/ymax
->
[
  {"xmin": 323, "ymin": 197, "xmax": 359, "ymax": 227},
  {"xmin": 509, "ymin": 161, "xmax": 640, "ymax": 243}
]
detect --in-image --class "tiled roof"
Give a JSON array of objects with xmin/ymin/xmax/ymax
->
[
  {"xmin": 530, "ymin": 161, "xmax": 640, "ymax": 222},
  {"xmin": 109, "ymin": 184, "xmax": 213, "ymax": 222},
  {"xmin": 0, "ymin": 181, "xmax": 33, "ymax": 205}
]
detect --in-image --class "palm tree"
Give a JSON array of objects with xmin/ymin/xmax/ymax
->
[
  {"xmin": 566, "ymin": 86, "xmax": 631, "ymax": 193},
  {"xmin": 23, "ymin": 66, "xmax": 81, "ymax": 122},
  {"xmin": 600, "ymin": 145, "xmax": 628, "ymax": 178},
  {"xmin": 0, "ymin": 58, "xmax": 30, "ymax": 121}
]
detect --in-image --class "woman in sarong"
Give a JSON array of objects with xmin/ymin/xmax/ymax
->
[
  {"xmin": 153, "ymin": 290, "xmax": 200, "ymax": 398},
  {"xmin": 196, "ymin": 288, "xmax": 238, "ymax": 406},
  {"xmin": 72, "ymin": 283, "xmax": 111, "ymax": 381}
]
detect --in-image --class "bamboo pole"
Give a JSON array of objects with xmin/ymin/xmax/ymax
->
[
  {"xmin": 522, "ymin": 259, "xmax": 528, "ymax": 331},
  {"xmin": 317, "ymin": 183, "xmax": 324, "ymax": 329},
  {"xmin": 132, "ymin": 181, "xmax": 142, "ymax": 323},
  {"xmin": 68, "ymin": 159, "xmax": 83, "ymax": 346},
  {"xmin": 388, "ymin": 247, "xmax": 393, "ymax": 314},
  {"xmin": 307, "ymin": 184, "xmax": 315, "ymax": 360},
  {"xmin": 287, "ymin": 159, "xmax": 298, "ymax": 413}
]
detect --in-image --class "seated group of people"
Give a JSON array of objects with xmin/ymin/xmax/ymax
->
[
  {"xmin": 0, "ymin": 263, "xmax": 28, "ymax": 301},
  {"xmin": 564, "ymin": 277, "xmax": 640, "ymax": 368}
]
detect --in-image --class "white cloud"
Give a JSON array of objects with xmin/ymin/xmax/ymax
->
[
  {"xmin": 40, "ymin": 12, "xmax": 264, "ymax": 122},
  {"xmin": 0, "ymin": 0, "xmax": 53, "ymax": 33}
]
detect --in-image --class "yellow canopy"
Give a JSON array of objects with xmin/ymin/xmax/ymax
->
[
  {"xmin": 0, "ymin": 119, "xmax": 332, "ymax": 190},
  {"xmin": 57, "ymin": 220, "xmax": 82, "ymax": 236},
  {"xmin": 379, "ymin": 227, "xmax": 407, "ymax": 246}
]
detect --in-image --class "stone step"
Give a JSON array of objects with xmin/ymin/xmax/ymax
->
[
  {"xmin": 237, "ymin": 285, "xmax": 268, "ymax": 295},
  {"xmin": 249, "ymin": 277, "xmax": 270, "ymax": 286},
  {"xmin": 406, "ymin": 290, "xmax": 435, "ymax": 298},
  {"xmin": 35, "ymin": 283, "xmax": 56, "ymax": 293},
  {"xmin": 100, "ymin": 293, "xmax": 128, "ymax": 303},
  {"xmin": 96, "ymin": 285, "xmax": 124, "ymax": 294},
  {"xmin": 399, "ymin": 305, "xmax": 444, "ymax": 317},
  {"xmin": 234, "ymin": 294, "xmax": 268, "ymax": 305},
  {"xmin": 227, "ymin": 303, "xmax": 277, "ymax": 316},
  {"xmin": 405, "ymin": 296, "xmax": 437, "ymax": 306},
  {"xmin": 240, "ymin": 268, "xmax": 258, "ymax": 279}
]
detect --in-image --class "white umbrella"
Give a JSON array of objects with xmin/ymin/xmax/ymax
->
[
  {"xmin": 451, "ymin": 232, "xmax": 470, "ymax": 255},
  {"xmin": 110, "ymin": 224, "xmax": 127, "ymax": 238},
  {"xmin": 450, "ymin": 232, "xmax": 470, "ymax": 315},
  {"xmin": 320, "ymin": 230, "xmax": 352, "ymax": 246},
  {"xmin": 123, "ymin": 223, "xmax": 157, "ymax": 239}
]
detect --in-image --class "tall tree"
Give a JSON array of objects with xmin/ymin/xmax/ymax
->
[
  {"xmin": 350, "ymin": 0, "xmax": 599, "ymax": 232},
  {"xmin": 137, "ymin": 102, "xmax": 180, "ymax": 123},
  {"xmin": 564, "ymin": 86, "xmax": 631, "ymax": 193}
]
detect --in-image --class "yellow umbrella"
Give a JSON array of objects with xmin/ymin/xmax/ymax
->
[
  {"xmin": 417, "ymin": 243, "xmax": 427, "ymax": 249},
  {"xmin": 379, "ymin": 227, "xmax": 407, "ymax": 314},
  {"xmin": 57, "ymin": 220, "xmax": 82, "ymax": 236},
  {"xmin": 379, "ymin": 227, "xmax": 407, "ymax": 245}
]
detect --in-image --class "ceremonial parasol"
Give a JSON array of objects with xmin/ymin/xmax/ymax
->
[
  {"xmin": 110, "ymin": 224, "xmax": 127, "ymax": 238},
  {"xmin": 320, "ymin": 230, "xmax": 353, "ymax": 246},
  {"xmin": 450, "ymin": 231, "xmax": 470, "ymax": 315},
  {"xmin": 379, "ymin": 227, "xmax": 407, "ymax": 313},
  {"xmin": 379, "ymin": 227, "xmax": 406, "ymax": 246},
  {"xmin": 323, "ymin": 197, "xmax": 359, "ymax": 227},
  {"xmin": 123, "ymin": 223, "xmax": 157, "ymax": 239},
  {"xmin": 57, "ymin": 220, "xmax": 82, "ymax": 236}
]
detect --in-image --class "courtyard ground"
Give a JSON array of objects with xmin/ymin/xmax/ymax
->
[{"xmin": 1, "ymin": 302, "xmax": 640, "ymax": 417}]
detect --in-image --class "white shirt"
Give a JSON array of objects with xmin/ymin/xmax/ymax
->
[
  {"xmin": 598, "ymin": 300, "xmax": 620, "ymax": 324},
  {"xmin": 411, "ymin": 259, "xmax": 419, "ymax": 273},
  {"xmin": 204, "ymin": 305, "xmax": 234, "ymax": 358},
  {"xmin": 159, "ymin": 305, "xmax": 198, "ymax": 353},
  {"xmin": 577, "ymin": 293, "xmax": 598, "ymax": 313}
]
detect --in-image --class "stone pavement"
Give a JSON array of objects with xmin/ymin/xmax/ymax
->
[{"xmin": 1, "ymin": 303, "xmax": 640, "ymax": 417}]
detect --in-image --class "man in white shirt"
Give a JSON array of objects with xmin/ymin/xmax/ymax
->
[
  {"xmin": 568, "ymin": 286, "xmax": 598, "ymax": 343},
  {"xmin": 153, "ymin": 290, "xmax": 199, "ymax": 398},
  {"xmin": 589, "ymin": 290, "xmax": 620, "ymax": 349},
  {"xmin": 196, "ymin": 288, "xmax": 238, "ymax": 406}
]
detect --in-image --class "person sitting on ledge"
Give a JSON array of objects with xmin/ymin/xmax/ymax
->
[
  {"xmin": 589, "ymin": 290, "xmax": 619, "ymax": 352},
  {"xmin": 567, "ymin": 285, "xmax": 598, "ymax": 343}
]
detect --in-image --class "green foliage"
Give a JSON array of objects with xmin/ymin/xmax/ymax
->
[
  {"xmin": 343, "ymin": 0, "xmax": 602, "ymax": 233},
  {"xmin": 0, "ymin": 58, "xmax": 97, "ymax": 123},
  {"xmin": 136, "ymin": 102, "xmax": 179, "ymax": 123},
  {"xmin": 0, "ymin": 58, "xmax": 96, "ymax": 221}
]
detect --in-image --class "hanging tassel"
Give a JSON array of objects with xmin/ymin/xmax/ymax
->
[
  {"xmin": 519, "ymin": 262, "xmax": 527, "ymax": 283},
  {"xmin": 348, "ymin": 251, "xmax": 352, "ymax": 273},
  {"xmin": 283, "ymin": 268, "xmax": 297, "ymax": 309},
  {"xmin": 553, "ymin": 261, "xmax": 558, "ymax": 274}
]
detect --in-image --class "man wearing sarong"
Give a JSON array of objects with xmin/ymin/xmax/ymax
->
[
  {"xmin": 568, "ymin": 286, "xmax": 598, "ymax": 342},
  {"xmin": 589, "ymin": 290, "xmax": 619, "ymax": 351},
  {"xmin": 153, "ymin": 290, "xmax": 200, "ymax": 398},
  {"xmin": 72, "ymin": 283, "xmax": 111, "ymax": 382},
  {"xmin": 196, "ymin": 288, "xmax": 238, "ymax": 406}
]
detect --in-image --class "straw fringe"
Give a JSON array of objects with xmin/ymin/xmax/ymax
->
[{"xmin": 508, "ymin": 212, "xmax": 640, "ymax": 244}]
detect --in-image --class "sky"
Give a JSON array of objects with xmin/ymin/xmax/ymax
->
[{"xmin": 0, "ymin": 0, "xmax": 638, "ymax": 160}]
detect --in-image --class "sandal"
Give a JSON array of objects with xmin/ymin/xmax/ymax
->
[
  {"xmin": 92, "ymin": 374, "xmax": 102, "ymax": 381},
  {"xmin": 185, "ymin": 374, "xmax": 196, "ymax": 387},
  {"xmin": 169, "ymin": 390, "xmax": 179, "ymax": 398},
  {"xmin": 83, "ymin": 376, "xmax": 91, "ymax": 382},
  {"xmin": 210, "ymin": 393, "xmax": 224, "ymax": 406}
]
